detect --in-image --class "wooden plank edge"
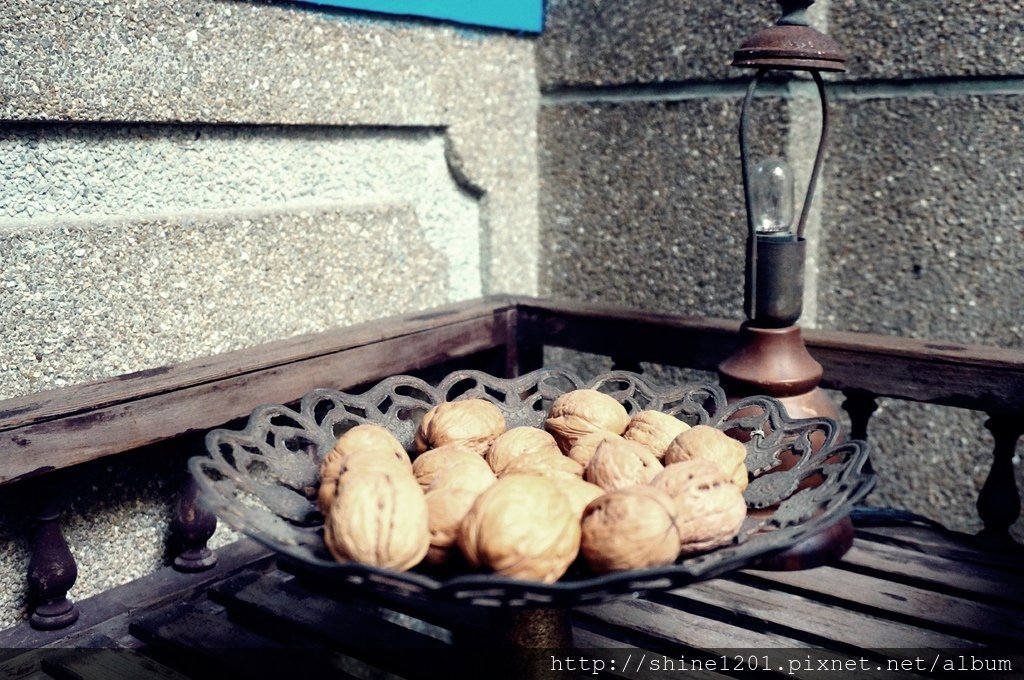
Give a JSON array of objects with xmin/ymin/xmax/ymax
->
[
  {"xmin": 0, "ymin": 296, "xmax": 517, "ymax": 433},
  {"xmin": 0, "ymin": 316, "xmax": 508, "ymax": 484},
  {"xmin": 517, "ymin": 297, "xmax": 1024, "ymax": 370},
  {"xmin": 515, "ymin": 297, "xmax": 1024, "ymax": 412},
  {"xmin": 838, "ymin": 540, "xmax": 1024, "ymax": 608}
]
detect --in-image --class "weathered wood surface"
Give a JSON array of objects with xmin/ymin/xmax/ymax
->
[
  {"xmin": 516, "ymin": 298, "xmax": 1024, "ymax": 414},
  {"xmin": 0, "ymin": 300, "xmax": 515, "ymax": 484},
  {"xmin": 5, "ymin": 295, "xmax": 1022, "ymax": 486},
  {"xmin": 3, "ymin": 526, "xmax": 1021, "ymax": 679},
  {"xmin": 0, "ymin": 298, "xmax": 515, "ymax": 433},
  {"xmin": 39, "ymin": 648, "xmax": 189, "ymax": 680}
]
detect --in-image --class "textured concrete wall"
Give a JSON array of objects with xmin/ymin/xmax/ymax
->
[
  {"xmin": 0, "ymin": 0, "xmax": 538, "ymax": 629},
  {"xmin": 0, "ymin": 125, "xmax": 474, "ymax": 398},
  {"xmin": 540, "ymin": 97, "xmax": 786, "ymax": 317},
  {"xmin": 537, "ymin": 0, "xmax": 1024, "ymax": 539}
]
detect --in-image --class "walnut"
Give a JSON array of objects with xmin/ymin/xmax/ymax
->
[
  {"xmin": 427, "ymin": 461, "xmax": 498, "ymax": 496},
  {"xmin": 501, "ymin": 452, "xmax": 584, "ymax": 482},
  {"xmin": 557, "ymin": 478, "xmax": 606, "ymax": 519},
  {"xmin": 664, "ymin": 425, "xmax": 749, "ymax": 490},
  {"xmin": 334, "ymin": 423, "xmax": 411, "ymax": 466},
  {"xmin": 422, "ymin": 463, "xmax": 497, "ymax": 566},
  {"xmin": 458, "ymin": 475, "xmax": 581, "ymax": 583},
  {"xmin": 580, "ymin": 486, "xmax": 682, "ymax": 573},
  {"xmin": 317, "ymin": 424, "xmax": 411, "ymax": 514},
  {"xmin": 567, "ymin": 431, "xmax": 625, "ymax": 469},
  {"xmin": 660, "ymin": 462, "xmax": 747, "ymax": 556},
  {"xmin": 651, "ymin": 459, "xmax": 732, "ymax": 498},
  {"xmin": 622, "ymin": 410, "xmax": 691, "ymax": 460},
  {"xmin": 584, "ymin": 438, "xmax": 664, "ymax": 491},
  {"xmin": 485, "ymin": 427, "xmax": 561, "ymax": 476},
  {"xmin": 425, "ymin": 486, "xmax": 484, "ymax": 565},
  {"xmin": 411, "ymin": 443, "xmax": 492, "ymax": 491},
  {"xmin": 323, "ymin": 469, "xmax": 430, "ymax": 571},
  {"xmin": 414, "ymin": 399, "xmax": 506, "ymax": 454},
  {"xmin": 545, "ymin": 389, "xmax": 631, "ymax": 454}
]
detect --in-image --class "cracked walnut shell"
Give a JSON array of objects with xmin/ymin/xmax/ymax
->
[
  {"xmin": 317, "ymin": 424, "xmax": 411, "ymax": 514},
  {"xmin": 567, "ymin": 431, "xmax": 625, "ymax": 469},
  {"xmin": 652, "ymin": 460, "xmax": 747, "ymax": 555},
  {"xmin": 323, "ymin": 469, "xmax": 430, "ymax": 572},
  {"xmin": 423, "ymin": 463, "xmax": 497, "ymax": 566},
  {"xmin": 415, "ymin": 399, "xmax": 506, "ymax": 455},
  {"xmin": 580, "ymin": 486, "xmax": 682, "ymax": 573},
  {"xmin": 622, "ymin": 410, "xmax": 691, "ymax": 460},
  {"xmin": 501, "ymin": 451, "xmax": 584, "ymax": 481},
  {"xmin": 664, "ymin": 425, "xmax": 749, "ymax": 490},
  {"xmin": 486, "ymin": 427, "xmax": 562, "ymax": 476},
  {"xmin": 411, "ymin": 443, "xmax": 492, "ymax": 491},
  {"xmin": 584, "ymin": 438, "xmax": 664, "ymax": 491},
  {"xmin": 545, "ymin": 389, "xmax": 631, "ymax": 454},
  {"xmin": 458, "ymin": 474, "xmax": 581, "ymax": 583}
]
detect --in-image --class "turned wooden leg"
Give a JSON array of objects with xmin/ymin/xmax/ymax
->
[
  {"xmin": 842, "ymin": 390, "xmax": 878, "ymax": 478},
  {"xmin": 841, "ymin": 390, "xmax": 879, "ymax": 442},
  {"xmin": 171, "ymin": 475, "xmax": 218, "ymax": 572},
  {"xmin": 28, "ymin": 493, "xmax": 79, "ymax": 631},
  {"xmin": 976, "ymin": 412, "xmax": 1022, "ymax": 547}
]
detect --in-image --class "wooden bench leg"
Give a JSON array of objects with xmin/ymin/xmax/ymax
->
[
  {"xmin": 28, "ymin": 491, "xmax": 79, "ymax": 631},
  {"xmin": 171, "ymin": 475, "xmax": 218, "ymax": 573},
  {"xmin": 976, "ymin": 413, "xmax": 1022, "ymax": 548}
]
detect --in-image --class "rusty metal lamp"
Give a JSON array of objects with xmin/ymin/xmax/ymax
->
[
  {"xmin": 717, "ymin": 0, "xmax": 853, "ymax": 566},
  {"xmin": 718, "ymin": 0, "xmax": 845, "ymax": 423}
]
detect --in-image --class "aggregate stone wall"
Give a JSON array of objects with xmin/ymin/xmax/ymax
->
[
  {"xmin": 0, "ymin": 0, "xmax": 538, "ymax": 629},
  {"xmin": 817, "ymin": 1, "xmax": 1024, "ymax": 539},
  {"xmin": 537, "ymin": 0, "xmax": 1023, "ymax": 538}
]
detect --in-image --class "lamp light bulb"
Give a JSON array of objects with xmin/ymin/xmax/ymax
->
[{"xmin": 751, "ymin": 158, "xmax": 794, "ymax": 236}]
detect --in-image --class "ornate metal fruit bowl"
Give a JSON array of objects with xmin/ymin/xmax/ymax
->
[{"xmin": 190, "ymin": 368, "xmax": 874, "ymax": 607}]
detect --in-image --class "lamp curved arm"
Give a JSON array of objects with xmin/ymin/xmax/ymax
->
[{"xmin": 738, "ymin": 68, "xmax": 831, "ymax": 322}]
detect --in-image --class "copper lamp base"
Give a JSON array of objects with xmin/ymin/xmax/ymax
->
[
  {"xmin": 718, "ymin": 322, "xmax": 839, "ymax": 422},
  {"xmin": 719, "ymin": 322, "xmax": 854, "ymax": 570}
]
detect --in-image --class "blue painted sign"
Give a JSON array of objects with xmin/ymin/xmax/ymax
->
[{"xmin": 296, "ymin": 1, "xmax": 544, "ymax": 32}]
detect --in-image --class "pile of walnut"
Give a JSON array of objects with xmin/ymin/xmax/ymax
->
[{"xmin": 317, "ymin": 389, "xmax": 748, "ymax": 583}]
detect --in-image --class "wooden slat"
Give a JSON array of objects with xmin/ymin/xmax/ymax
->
[
  {"xmin": 659, "ymin": 577, "xmax": 979, "ymax": 650},
  {"xmin": 209, "ymin": 570, "xmax": 451, "ymax": 650},
  {"xmin": 0, "ymin": 297, "xmax": 513, "ymax": 432},
  {"xmin": 738, "ymin": 565, "xmax": 1024, "ymax": 644},
  {"xmin": 5, "ymin": 294, "xmax": 1022, "ymax": 482},
  {"xmin": 279, "ymin": 560, "xmax": 493, "ymax": 634},
  {"xmin": 840, "ymin": 538, "xmax": 1024, "ymax": 607},
  {"xmin": 129, "ymin": 603, "xmax": 389, "ymax": 680},
  {"xmin": 206, "ymin": 571, "xmax": 485, "ymax": 679},
  {"xmin": 0, "ymin": 651, "xmax": 53, "ymax": 680},
  {"xmin": 39, "ymin": 649, "xmax": 188, "ymax": 680},
  {"xmin": 0, "ymin": 310, "xmax": 510, "ymax": 484},
  {"xmin": 516, "ymin": 300, "xmax": 739, "ymax": 375},
  {"xmin": 572, "ymin": 628, "xmax": 735, "ymax": 680},
  {"xmin": 517, "ymin": 298, "xmax": 1024, "ymax": 414},
  {"xmin": 855, "ymin": 526, "xmax": 1024, "ymax": 571},
  {"xmin": 575, "ymin": 599, "xmax": 878, "ymax": 680},
  {"xmin": 575, "ymin": 598, "xmax": 819, "ymax": 651}
]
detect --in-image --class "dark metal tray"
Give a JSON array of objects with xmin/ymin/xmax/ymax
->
[{"xmin": 190, "ymin": 368, "xmax": 874, "ymax": 607}]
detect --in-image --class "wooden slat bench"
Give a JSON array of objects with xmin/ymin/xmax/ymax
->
[
  {"xmin": 2, "ymin": 520, "xmax": 1021, "ymax": 679},
  {"xmin": 1, "ymin": 296, "xmax": 1021, "ymax": 677}
]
